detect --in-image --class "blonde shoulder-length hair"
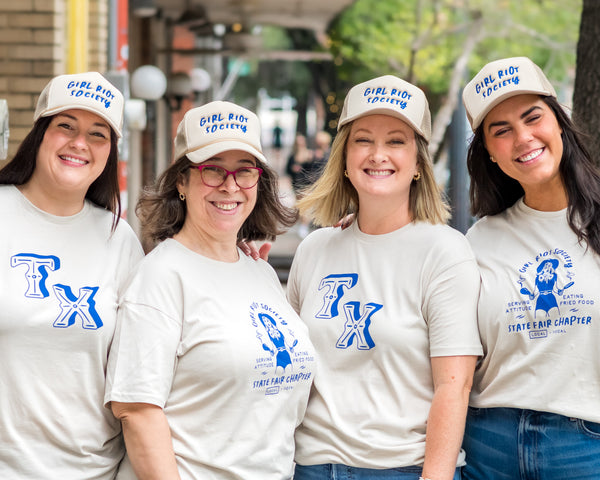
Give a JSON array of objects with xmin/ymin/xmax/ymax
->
[{"xmin": 296, "ymin": 122, "xmax": 450, "ymax": 227}]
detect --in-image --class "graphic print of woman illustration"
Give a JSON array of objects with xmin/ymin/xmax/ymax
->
[
  {"xmin": 533, "ymin": 258, "xmax": 559, "ymax": 316},
  {"xmin": 258, "ymin": 312, "xmax": 298, "ymax": 373}
]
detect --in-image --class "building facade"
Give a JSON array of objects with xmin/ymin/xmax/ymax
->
[{"xmin": 0, "ymin": 0, "xmax": 110, "ymax": 164}]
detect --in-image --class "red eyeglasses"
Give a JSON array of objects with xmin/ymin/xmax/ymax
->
[{"xmin": 191, "ymin": 164, "xmax": 263, "ymax": 189}]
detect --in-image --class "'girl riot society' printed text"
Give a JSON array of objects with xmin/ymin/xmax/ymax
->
[
  {"xmin": 67, "ymin": 80, "xmax": 116, "ymax": 109},
  {"xmin": 199, "ymin": 112, "xmax": 249, "ymax": 133},
  {"xmin": 363, "ymin": 86, "xmax": 412, "ymax": 109},
  {"xmin": 474, "ymin": 64, "xmax": 520, "ymax": 99}
]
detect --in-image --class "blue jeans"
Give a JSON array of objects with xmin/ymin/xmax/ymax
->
[
  {"xmin": 294, "ymin": 463, "xmax": 462, "ymax": 479},
  {"xmin": 462, "ymin": 407, "xmax": 600, "ymax": 480}
]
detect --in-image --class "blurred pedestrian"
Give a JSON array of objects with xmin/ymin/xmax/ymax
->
[
  {"xmin": 285, "ymin": 133, "xmax": 314, "ymax": 195},
  {"xmin": 272, "ymin": 120, "xmax": 283, "ymax": 150},
  {"xmin": 285, "ymin": 133, "xmax": 316, "ymax": 237},
  {"xmin": 309, "ymin": 130, "xmax": 332, "ymax": 181}
]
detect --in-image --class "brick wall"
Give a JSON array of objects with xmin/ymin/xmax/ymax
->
[
  {"xmin": 0, "ymin": 0, "xmax": 109, "ymax": 165},
  {"xmin": 89, "ymin": 0, "xmax": 108, "ymax": 73}
]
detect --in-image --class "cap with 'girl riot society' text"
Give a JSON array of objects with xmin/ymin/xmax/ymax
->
[
  {"xmin": 34, "ymin": 72, "xmax": 124, "ymax": 137},
  {"xmin": 462, "ymin": 56, "xmax": 557, "ymax": 131},
  {"xmin": 173, "ymin": 101, "xmax": 267, "ymax": 165},
  {"xmin": 337, "ymin": 75, "xmax": 432, "ymax": 142}
]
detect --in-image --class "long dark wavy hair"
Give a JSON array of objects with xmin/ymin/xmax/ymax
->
[
  {"xmin": 137, "ymin": 155, "xmax": 298, "ymax": 251},
  {"xmin": 0, "ymin": 116, "xmax": 122, "ymax": 231},
  {"xmin": 468, "ymin": 95, "xmax": 600, "ymax": 256}
]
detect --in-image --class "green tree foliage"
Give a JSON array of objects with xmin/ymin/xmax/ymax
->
[
  {"xmin": 329, "ymin": 0, "xmax": 581, "ymax": 106},
  {"xmin": 469, "ymin": 0, "xmax": 580, "ymax": 91}
]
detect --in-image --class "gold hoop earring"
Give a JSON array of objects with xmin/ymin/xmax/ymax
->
[
  {"xmin": 344, "ymin": 170, "xmax": 349, "ymax": 178},
  {"xmin": 413, "ymin": 171, "xmax": 421, "ymax": 181},
  {"xmin": 179, "ymin": 192, "xmax": 186, "ymax": 201},
  {"xmin": 490, "ymin": 156, "xmax": 495, "ymax": 163}
]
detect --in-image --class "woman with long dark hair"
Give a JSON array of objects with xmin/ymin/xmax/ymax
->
[
  {"xmin": 461, "ymin": 56, "xmax": 600, "ymax": 479},
  {"xmin": 0, "ymin": 72, "xmax": 143, "ymax": 479}
]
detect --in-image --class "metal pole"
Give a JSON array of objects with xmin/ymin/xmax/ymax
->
[
  {"xmin": 448, "ymin": 90, "xmax": 471, "ymax": 233},
  {"xmin": 127, "ymin": 128, "xmax": 142, "ymax": 236}
]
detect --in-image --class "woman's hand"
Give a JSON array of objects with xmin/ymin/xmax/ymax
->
[
  {"xmin": 238, "ymin": 240, "xmax": 272, "ymax": 261},
  {"xmin": 334, "ymin": 213, "xmax": 355, "ymax": 230}
]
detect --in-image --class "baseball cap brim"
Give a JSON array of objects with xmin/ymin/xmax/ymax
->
[
  {"xmin": 465, "ymin": 88, "xmax": 555, "ymax": 132},
  {"xmin": 184, "ymin": 140, "xmax": 267, "ymax": 165},
  {"xmin": 38, "ymin": 104, "xmax": 123, "ymax": 138},
  {"xmin": 338, "ymin": 106, "xmax": 430, "ymax": 141}
]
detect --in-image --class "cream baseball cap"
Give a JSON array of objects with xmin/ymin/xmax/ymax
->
[
  {"xmin": 34, "ymin": 72, "xmax": 124, "ymax": 137},
  {"xmin": 337, "ymin": 75, "xmax": 432, "ymax": 142},
  {"xmin": 173, "ymin": 101, "xmax": 267, "ymax": 164},
  {"xmin": 463, "ymin": 56, "xmax": 556, "ymax": 131}
]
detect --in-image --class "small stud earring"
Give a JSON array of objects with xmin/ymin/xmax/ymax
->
[
  {"xmin": 179, "ymin": 192, "xmax": 186, "ymax": 201},
  {"xmin": 344, "ymin": 170, "xmax": 349, "ymax": 178},
  {"xmin": 413, "ymin": 171, "xmax": 421, "ymax": 181}
]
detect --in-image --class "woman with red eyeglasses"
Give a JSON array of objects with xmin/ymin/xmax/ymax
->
[{"xmin": 105, "ymin": 101, "xmax": 316, "ymax": 479}]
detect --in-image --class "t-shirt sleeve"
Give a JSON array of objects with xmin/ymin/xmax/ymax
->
[
  {"xmin": 105, "ymin": 261, "xmax": 183, "ymax": 407},
  {"xmin": 423, "ymin": 232, "xmax": 483, "ymax": 357},
  {"xmin": 112, "ymin": 221, "xmax": 145, "ymax": 297}
]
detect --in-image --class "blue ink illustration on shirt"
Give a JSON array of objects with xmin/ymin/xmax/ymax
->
[
  {"xmin": 336, "ymin": 301, "xmax": 382, "ymax": 349},
  {"xmin": 53, "ymin": 284, "xmax": 103, "ymax": 329},
  {"xmin": 316, "ymin": 273, "xmax": 358, "ymax": 318},
  {"xmin": 258, "ymin": 312, "xmax": 297, "ymax": 372},
  {"xmin": 506, "ymin": 248, "xmax": 594, "ymax": 338},
  {"xmin": 316, "ymin": 273, "xmax": 382, "ymax": 351},
  {"xmin": 10, "ymin": 252, "xmax": 104, "ymax": 330},
  {"xmin": 10, "ymin": 253, "xmax": 60, "ymax": 298},
  {"xmin": 518, "ymin": 258, "xmax": 574, "ymax": 318},
  {"xmin": 250, "ymin": 302, "xmax": 314, "ymax": 394}
]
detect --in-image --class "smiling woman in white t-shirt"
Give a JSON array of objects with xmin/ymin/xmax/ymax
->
[
  {"xmin": 0, "ymin": 72, "xmax": 143, "ymax": 479},
  {"xmin": 461, "ymin": 56, "xmax": 600, "ymax": 480},
  {"xmin": 288, "ymin": 75, "xmax": 482, "ymax": 480},
  {"xmin": 105, "ymin": 101, "xmax": 316, "ymax": 480}
]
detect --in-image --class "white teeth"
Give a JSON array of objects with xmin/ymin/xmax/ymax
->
[
  {"xmin": 61, "ymin": 156, "xmax": 87, "ymax": 165},
  {"xmin": 518, "ymin": 148, "xmax": 543, "ymax": 162},
  {"xmin": 365, "ymin": 169, "xmax": 392, "ymax": 177},
  {"xmin": 214, "ymin": 202, "xmax": 237, "ymax": 211}
]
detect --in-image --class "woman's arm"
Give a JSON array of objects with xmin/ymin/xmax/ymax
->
[
  {"xmin": 421, "ymin": 355, "xmax": 477, "ymax": 480},
  {"xmin": 112, "ymin": 402, "xmax": 181, "ymax": 480}
]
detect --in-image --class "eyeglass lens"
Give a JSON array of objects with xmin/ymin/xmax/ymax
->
[{"xmin": 199, "ymin": 165, "xmax": 261, "ymax": 189}]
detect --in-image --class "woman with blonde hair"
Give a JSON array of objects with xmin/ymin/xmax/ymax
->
[{"xmin": 289, "ymin": 75, "xmax": 482, "ymax": 480}]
